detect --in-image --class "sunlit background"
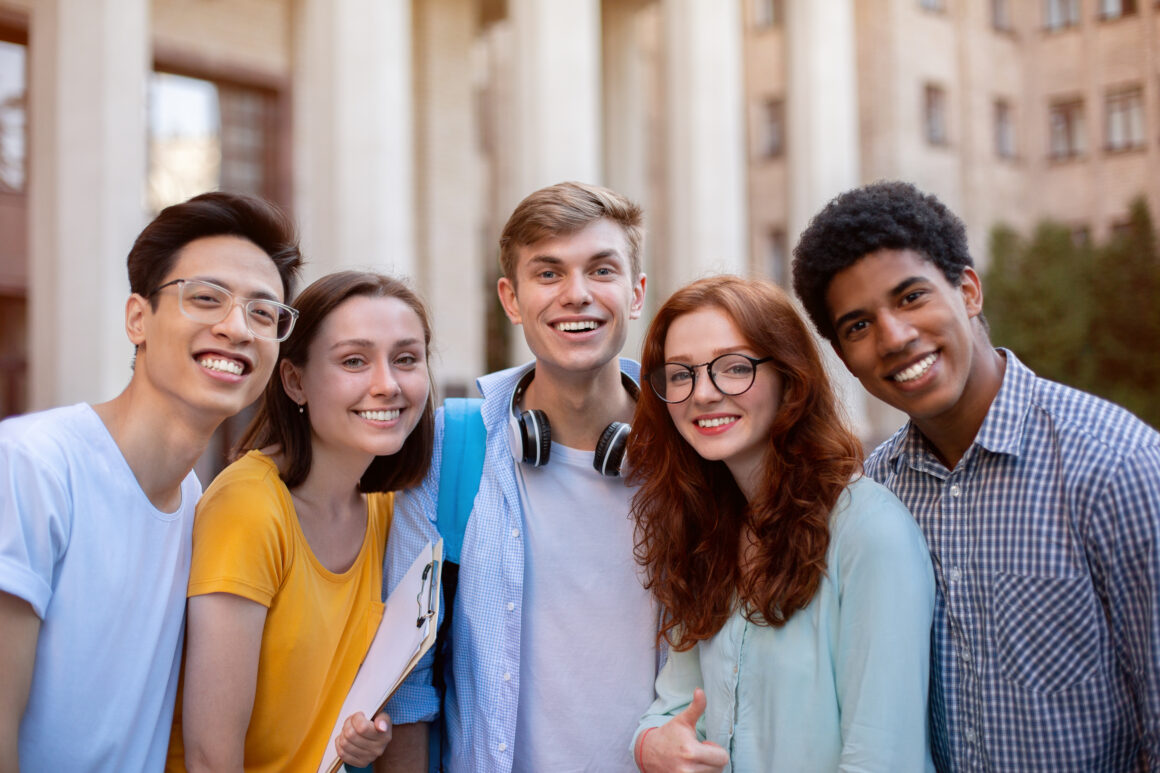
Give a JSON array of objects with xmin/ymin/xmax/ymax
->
[{"xmin": 0, "ymin": 0, "xmax": 1157, "ymax": 477}]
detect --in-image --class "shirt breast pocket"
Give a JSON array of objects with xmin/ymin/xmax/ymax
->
[{"xmin": 993, "ymin": 571, "xmax": 1103, "ymax": 694}]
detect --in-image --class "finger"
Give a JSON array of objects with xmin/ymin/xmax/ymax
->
[
  {"xmin": 371, "ymin": 710, "xmax": 393, "ymax": 736},
  {"xmin": 698, "ymin": 740, "xmax": 731, "ymax": 767},
  {"xmin": 674, "ymin": 687, "xmax": 708, "ymax": 728}
]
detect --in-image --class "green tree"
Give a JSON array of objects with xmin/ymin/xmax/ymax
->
[{"xmin": 985, "ymin": 198, "xmax": 1160, "ymax": 430}]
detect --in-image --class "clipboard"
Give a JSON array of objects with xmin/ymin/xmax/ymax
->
[{"xmin": 317, "ymin": 540, "xmax": 443, "ymax": 773}]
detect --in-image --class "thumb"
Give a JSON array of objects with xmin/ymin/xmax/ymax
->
[{"xmin": 675, "ymin": 687, "xmax": 708, "ymax": 729}]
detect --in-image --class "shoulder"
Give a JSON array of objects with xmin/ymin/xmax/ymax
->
[
  {"xmin": 1028, "ymin": 374, "xmax": 1159, "ymax": 456},
  {"xmin": 829, "ymin": 476, "xmax": 928, "ymax": 561},
  {"xmin": 0, "ymin": 404, "xmax": 99, "ymax": 467},
  {"xmin": 196, "ymin": 452, "xmax": 292, "ymax": 535}
]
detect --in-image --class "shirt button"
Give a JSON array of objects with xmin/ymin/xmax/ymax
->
[
  {"xmin": 949, "ymin": 483, "xmax": 961, "ymax": 498},
  {"xmin": 503, "ymin": 672, "xmax": 511, "ymax": 681},
  {"xmin": 498, "ymin": 742, "xmax": 508, "ymax": 752},
  {"xmin": 511, "ymin": 528, "xmax": 520, "ymax": 538},
  {"xmin": 948, "ymin": 567, "xmax": 962, "ymax": 583},
  {"xmin": 964, "ymin": 727, "xmax": 976, "ymax": 743},
  {"xmin": 506, "ymin": 601, "xmax": 515, "ymax": 611},
  {"xmin": 960, "ymin": 649, "xmax": 971, "ymax": 664}
]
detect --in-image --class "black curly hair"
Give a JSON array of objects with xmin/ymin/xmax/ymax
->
[{"xmin": 792, "ymin": 180, "xmax": 973, "ymax": 344}]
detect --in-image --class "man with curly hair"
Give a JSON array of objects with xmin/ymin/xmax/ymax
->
[{"xmin": 792, "ymin": 180, "xmax": 1160, "ymax": 772}]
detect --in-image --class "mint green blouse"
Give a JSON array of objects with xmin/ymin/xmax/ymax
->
[{"xmin": 634, "ymin": 476, "xmax": 936, "ymax": 772}]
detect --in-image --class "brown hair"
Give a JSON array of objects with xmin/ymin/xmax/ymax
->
[
  {"xmin": 236, "ymin": 271, "xmax": 436, "ymax": 492},
  {"xmin": 627, "ymin": 275, "xmax": 862, "ymax": 650},
  {"xmin": 498, "ymin": 181, "xmax": 644, "ymax": 281}
]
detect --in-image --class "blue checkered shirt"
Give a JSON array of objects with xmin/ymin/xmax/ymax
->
[
  {"xmin": 383, "ymin": 359, "xmax": 642, "ymax": 773},
  {"xmin": 865, "ymin": 349, "xmax": 1160, "ymax": 772}
]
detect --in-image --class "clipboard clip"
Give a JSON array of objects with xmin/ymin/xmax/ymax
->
[{"xmin": 416, "ymin": 560, "xmax": 437, "ymax": 628}]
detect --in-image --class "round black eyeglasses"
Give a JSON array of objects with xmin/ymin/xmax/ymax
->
[{"xmin": 646, "ymin": 353, "xmax": 774, "ymax": 404}]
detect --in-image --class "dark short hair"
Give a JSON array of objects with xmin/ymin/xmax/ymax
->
[
  {"xmin": 792, "ymin": 180, "xmax": 972, "ymax": 344},
  {"xmin": 128, "ymin": 192, "xmax": 303, "ymax": 305},
  {"xmin": 235, "ymin": 271, "xmax": 436, "ymax": 493},
  {"xmin": 499, "ymin": 181, "xmax": 644, "ymax": 281}
]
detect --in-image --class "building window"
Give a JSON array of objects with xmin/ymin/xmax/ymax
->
[
  {"xmin": 752, "ymin": 0, "xmax": 784, "ymax": 28},
  {"xmin": 1044, "ymin": 0, "xmax": 1080, "ymax": 29},
  {"xmin": 1099, "ymin": 0, "xmax": 1137, "ymax": 19},
  {"xmin": 920, "ymin": 0, "xmax": 946, "ymax": 11},
  {"xmin": 1049, "ymin": 98, "xmax": 1085, "ymax": 159},
  {"xmin": 757, "ymin": 98, "xmax": 785, "ymax": 158},
  {"xmin": 765, "ymin": 228, "xmax": 788, "ymax": 286},
  {"xmin": 0, "ymin": 39, "xmax": 25, "ymax": 193},
  {"xmin": 1105, "ymin": 86, "xmax": 1145, "ymax": 151},
  {"xmin": 924, "ymin": 85, "xmax": 948, "ymax": 146},
  {"xmin": 148, "ymin": 71, "xmax": 276, "ymax": 213},
  {"xmin": 994, "ymin": 99, "xmax": 1016, "ymax": 158},
  {"xmin": 991, "ymin": 0, "xmax": 1013, "ymax": 30}
]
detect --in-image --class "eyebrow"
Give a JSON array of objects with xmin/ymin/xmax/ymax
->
[
  {"xmin": 526, "ymin": 249, "xmax": 623, "ymax": 268},
  {"xmin": 329, "ymin": 337, "xmax": 424, "ymax": 351},
  {"xmin": 831, "ymin": 275, "xmax": 928, "ymax": 331},
  {"xmin": 194, "ymin": 276, "xmax": 281, "ymax": 302},
  {"xmin": 665, "ymin": 346, "xmax": 752, "ymax": 364}
]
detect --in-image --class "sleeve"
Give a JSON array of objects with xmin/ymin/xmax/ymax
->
[
  {"xmin": 629, "ymin": 642, "xmax": 705, "ymax": 765},
  {"xmin": 833, "ymin": 483, "xmax": 935, "ymax": 773},
  {"xmin": 0, "ymin": 437, "xmax": 71, "ymax": 619},
  {"xmin": 1087, "ymin": 443, "xmax": 1160, "ymax": 770},
  {"xmin": 186, "ymin": 461, "xmax": 291, "ymax": 607},
  {"xmin": 384, "ymin": 407, "xmax": 445, "ymax": 725}
]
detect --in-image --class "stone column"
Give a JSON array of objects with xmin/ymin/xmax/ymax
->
[
  {"xmin": 413, "ymin": 0, "xmax": 484, "ymax": 395},
  {"xmin": 28, "ymin": 0, "xmax": 149, "ymax": 408},
  {"xmin": 660, "ymin": 0, "xmax": 748, "ymax": 296},
  {"xmin": 292, "ymin": 0, "xmax": 415, "ymax": 279}
]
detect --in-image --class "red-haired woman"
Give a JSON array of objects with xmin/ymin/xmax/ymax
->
[{"xmin": 628, "ymin": 276, "xmax": 934, "ymax": 772}]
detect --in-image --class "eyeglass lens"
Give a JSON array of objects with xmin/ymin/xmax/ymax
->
[
  {"xmin": 649, "ymin": 353, "xmax": 760, "ymax": 403},
  {"xmin": 177, "ymin": 280, "xmax": 295, "ymax": 340}
]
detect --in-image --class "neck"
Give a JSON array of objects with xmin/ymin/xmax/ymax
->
[
  {"xmin": 916, "ymin": 343, "xmax": 1006, "ymax": 470},
  {"xmin": 287, "ymin": 440, "xmax": 372, "ymax": 518},
  {"xmin": 522, "ymin": 360, "xmax": 635, "ymax": 451},
  {"xmin": 92, "ymin": 383, "xmax": 219, "ymax": 511}
]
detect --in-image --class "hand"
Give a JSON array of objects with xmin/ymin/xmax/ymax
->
[
  {"xmin": 638, "ymin": 688, "xmax": 729, "ymax": 773},
  {"xmin": 336, "ymin": 710, "xmax": 393, "ymax": 768}
]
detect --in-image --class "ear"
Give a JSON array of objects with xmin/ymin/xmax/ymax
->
[
  {"xmin": 628, "ymin": 273, "xmax": 647, "ymax": 320},
  {"xmin": 497, "ymin": 277, "xmax": 522, "ymax": 326},
  {"xmin": 280, "ymin": 359, "xmax": 306, "ymax": 407},
  {"xmin": 959, "ymin": 267, "xmax": 984, "ymax": 319},
  {"xmin": 125, "ymin": 294, "xmax": 149, "ymax": 346}
]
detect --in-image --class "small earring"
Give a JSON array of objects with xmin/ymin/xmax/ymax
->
[{"xmin": 298, "ymin": 404, "xmax": 305, "ymax": 414}]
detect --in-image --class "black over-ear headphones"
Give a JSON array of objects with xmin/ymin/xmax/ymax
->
[{"xmin": 510, "ymin": 369, "xmax": 637, "ymax": 477}]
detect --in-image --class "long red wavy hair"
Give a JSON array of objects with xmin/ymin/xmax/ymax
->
[{"xmin": 627, "ymin": 276, "xmax": 862, "ymax": 650}]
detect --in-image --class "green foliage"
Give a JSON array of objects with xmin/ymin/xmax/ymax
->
[{"xmin": 984, "ymin": 197, "xmax": 1160, "ymax": 429}]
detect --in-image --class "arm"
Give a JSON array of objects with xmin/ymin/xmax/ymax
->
[
  {"xmin": 631, "ymin": 642, "xmax": 727, "ymax": 773},
  {"xmin": 0, "ymin": 592, "xmax": 39, "ymax": 771},
  {"xmin": 1089, "ymin": 446, "xmax": 1160, "ymax": 769},
  {"xmin": 374, "ymin": 721, "xmax": 429, "ymax": 772},
  {"xmin": 833, "ymin": 487, "xmax": 935, "ymax": 772},
  {"xmin": 182, "ymin": 592, "xmax": 267, "ymax": 773}
]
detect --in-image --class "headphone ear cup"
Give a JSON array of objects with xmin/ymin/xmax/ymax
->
[
  {"xmin": 519, "ymin": 409, "xmax": 552, "ymax": 467},
  {"xmin": 593, "ymin": 421, "xmax": 630, "ymax": 477}
]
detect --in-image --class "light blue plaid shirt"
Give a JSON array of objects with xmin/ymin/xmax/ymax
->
[
  {"xmin": 865, "ymin": 349, "xmax": 1160, "ymax": 772},
  {"xmin": 384, "ymin": 359, "xmax": 642, "ymax": 773}
]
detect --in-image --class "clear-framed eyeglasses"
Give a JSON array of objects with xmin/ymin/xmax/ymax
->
[
  {"xmin": 150, "ymin": 278, "xmax": 299, "ymax": 342},
  {"xmin": 647, "ymin": 352, "xmax": 774, "ymax": 404}
]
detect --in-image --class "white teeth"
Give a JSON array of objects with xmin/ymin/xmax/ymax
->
[
  {"xmin": 358, "ymin": 409, "xmax": 400, "ymax": 422},
  {"xmin": 199, "ymin": 357, "xmax": 243, "ymax": 375},
  {"xmin": 892, "ymin": 353, "xmax": 937, "ymax": 383},
  {"xmin": 697, "ymin": 416, "xmax": 737, "ymax": 428},
  {"xmin": 555, "ymin": 320, "xmax": 599, "ymax": 332}
]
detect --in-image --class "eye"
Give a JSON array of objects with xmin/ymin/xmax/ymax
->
[
  {"xmin": 537, "ymin": 269, "xmax": 559, "ymax": 280},
  {"xmin": 342, "ymin": 356, "xmax": 366, "ymax": 368},
  {"xmin": 842, "ymin": 320, "xmax": 869, "ymax": 340},
  {"xmin": 900, "ymin": 290, "xmax": 926, "ymax": 306},
  {"xmin": 394, "ymin": 352, "xmax": 422, "ymax": 369},
  {"xmin": 593, "ymin": 266, "xmax": 614, "ymax": 277},
  {"xmin": 667, "ymin": 368, "xmax": 693, "ymax": 385},
  {"xmin": 248, "ymin": 304, "xmax": 278, "ymax": 324}
]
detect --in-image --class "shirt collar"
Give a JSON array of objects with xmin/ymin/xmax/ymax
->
[{"xmin": 887, "ymin": 347, "xmax": 1032, "ymax": 471}]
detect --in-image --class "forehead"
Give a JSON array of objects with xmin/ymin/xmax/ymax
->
[
  {"xmin": 513, "ymin": 218, "xmax": 632, "ymax": 272},
  {"xmin": 167, "ymin": 235, "xmax": 284, "ymax": 301},
  {"xmin": 664, "ymin": 307, "xmax": 746, "ymax": 358},
  {"xmin": 825, "ymin": 248, "xmax": 949, "ymax": 314},
  {"xmin": 316, "ymin": 294, "xmax": 425, "ymax": 343}
]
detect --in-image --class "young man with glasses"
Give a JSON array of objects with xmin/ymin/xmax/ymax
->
[
  {"xmin": 0, "ymin": 192, "xmax": 302, "ymax": 771},
  {"xmin": 380, "ymin": 182, "xmax": 657, "ymax": 772}
]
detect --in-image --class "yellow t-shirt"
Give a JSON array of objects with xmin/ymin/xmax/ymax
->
[{"xmin": 167, "ymin": 450, "xmax": 393, "ymax": 773}]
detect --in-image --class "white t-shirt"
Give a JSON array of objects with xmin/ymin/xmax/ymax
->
[
  {"xmin": 0, "ymin": 403, "xmax": 199, "ymax": 771},
  {"xmin": 513, "ymin": 442, "xmax": 658, "ymax": 773}
]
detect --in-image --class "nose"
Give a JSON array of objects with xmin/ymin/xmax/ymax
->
[
  {"xmin": 370, "ymin": 360, "xmax": 401, "ymax": 397},
  {"xmin": 690, "ymin": 364, "xmax": 722, "ymax": 403},
  {"xmin": 212, "ymin": 301, "xmax": 254, "ymax": 342},
  {"xmin": 876, "ymin": 311, "xmax": 917, "ymax": 355},
  {"xmin": 559, "ymin": 271, "xmax": 593, "ymax": 307}
]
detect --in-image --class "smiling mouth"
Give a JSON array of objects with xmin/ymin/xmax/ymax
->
[
  {"xmin": 554, "ymin": 320, "xmax": 599, "ymax": 332},
  {"xmin": 358, "ymin": 409, "xmax": 401, "ymax": 422},
  {"xmin": 697, "ymin": 416, "xmax": 737, "ymax": 428},
  {"xmin": 891, "ymin": 353, "xmax": 937, "ymax": 383},
  {"xmin": 198, "ymin": 357, "xmax": 245, "ymax": 376}
]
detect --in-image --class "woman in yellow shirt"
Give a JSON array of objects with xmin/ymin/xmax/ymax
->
[{"xmin": 168, "ymin": 271, "xmax": 435, "ymax": 772}]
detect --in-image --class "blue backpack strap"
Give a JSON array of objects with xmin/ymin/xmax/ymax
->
[{"xmin": 436, "ymin": 397, "xmax": 485, "ymax": 567}]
